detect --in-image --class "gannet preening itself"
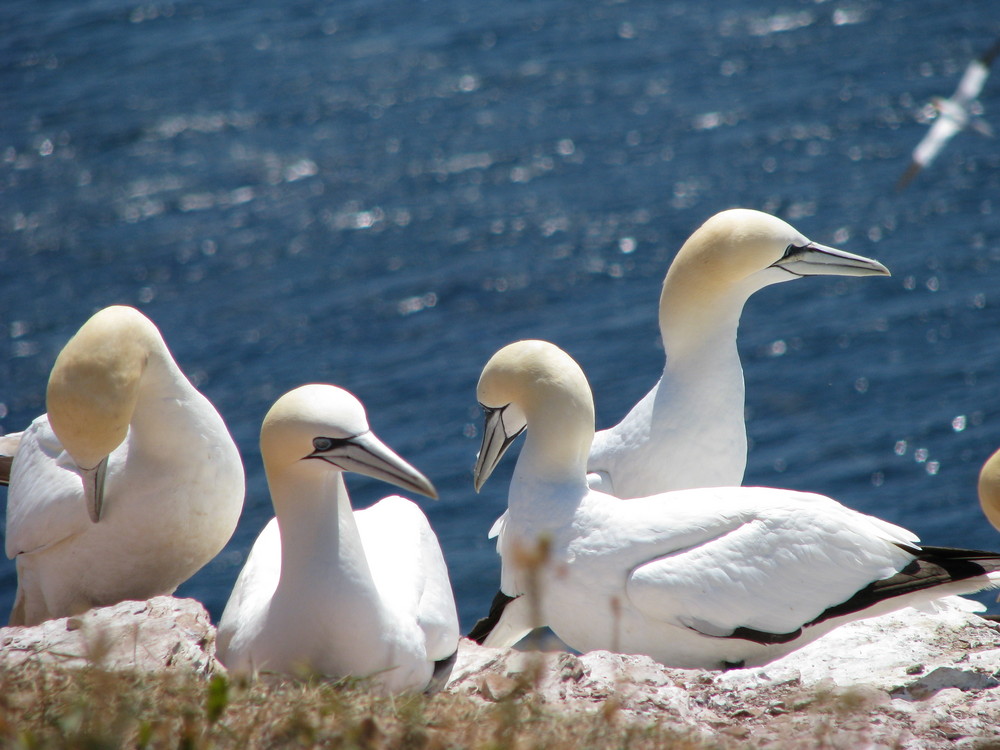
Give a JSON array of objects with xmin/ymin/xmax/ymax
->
[
  {"xmin": 897, "ymin": 38, "xmax": 1000, "ymax": 191},
  {"xmin": 4, "ymin": 306, "xmax": 245, "ymax": 626},
  {"xmin": 472, "ymin": 340, "xmax": 1000, "ymax": 669},
  {"xmin": 468, "ymin": 209, "xmax": 890, "ymax": 642},
  {"xmin": 216, "ymin": 385, "xmax": 459, "ymax": 693},
  {"xmin": 979, "ymin": 446, "xmax": 1000, "ymax": 533}
]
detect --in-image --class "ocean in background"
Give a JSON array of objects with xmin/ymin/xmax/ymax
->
[{"xmin": 3, "ymin": 0, "xmax": 1000, "ymax": 630}]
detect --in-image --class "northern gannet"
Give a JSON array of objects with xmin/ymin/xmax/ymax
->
[
  {"xmin": 469, "ymin": 209, "xmax": 890, "ymax": 642},
  {"xmin": 586, "ymin": 208, "xmax": 889, "ymax": 499},
  {"xmin": 979, "ymin": 446, "xmax": 1000, "ymax": 533},
  {"xmin": 216, "ymin": 385, "xmax": 459, "ymax": 693},
  {"xmin": 472, "ymin": 339, "xmax": 1000, "ymax": 669},
  {"xmin": 897, "ymin": 38, "xmax": 1000, "ymax": 190},
  {"xmin": 4, "ymin": 306, "xmax": 245, "ymax": 626}
]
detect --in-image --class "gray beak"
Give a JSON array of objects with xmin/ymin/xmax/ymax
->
[
  {"xmin": 309, "ymin": 431, "xmax": 438, "ymax": 500},
  {"xmin": 473, "ymin": 404, "xmax": 525, "ymax": 493},
  {"xmin": 772, "ymin": 242, "xmax": 890, "ymax": 278},
  {"xmin": 82, "ymin": 456, "xmax": 109, "ymax": 523}
]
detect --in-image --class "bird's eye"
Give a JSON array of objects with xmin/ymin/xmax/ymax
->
[{"xmin": 312, "ymin": 437, "xmax": 335, "ymax": 452}]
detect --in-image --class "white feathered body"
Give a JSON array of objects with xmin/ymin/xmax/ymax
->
[
  {"xmin": 217, "ymin": 478, "xmax": 458, "ymax": 692},
  {"xmin": 587, "ymin": 340, "xmax": 746, "ymax": 498},
  {"xmin": 496, "ymin": 477, "xmax": 998, "ymax": 669}
]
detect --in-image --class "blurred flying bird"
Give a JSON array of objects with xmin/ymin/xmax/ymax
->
[{"xmin": 897, "ymin": 37, "xmax": 1000, "ymax": 190}]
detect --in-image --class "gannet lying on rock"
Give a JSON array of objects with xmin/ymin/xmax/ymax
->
[
  {"xmin": 470, "ymin": 208, "xmax": 890, "ymax": 642},
  {"xmin": 472, "ymin": 339, "xmax": 1000, "ymax": 669},
  {"xmin": 216, "ymin": 385, "xmax": 458, "ymax": 693},
  {"xmin": 3, "ymin": 306, "xmax": 244, "ymax": 626}
]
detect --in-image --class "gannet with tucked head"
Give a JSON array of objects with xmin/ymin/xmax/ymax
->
[
  {"xmin": 472, "ymin": 340, "xmax": 1000, "ymax": 669},
  {"xmin": 469, "ymin": 209, "xmax": 889, "ymax": 642},
  {"xmin": 4, "ymin": 306, "xmax": 245, "ymax": 626},
  {"xmin": 216, "ymin": 385, "xmax": 458, "ymax": 693}
]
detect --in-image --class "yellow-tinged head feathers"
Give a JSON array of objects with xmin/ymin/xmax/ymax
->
[
  {"xmin": 261, "ymin": 384, "xmax": 438, "ymax": 500},
  {"xmin": 477, "ymin": 340, "xmax": 594, "ymax": 426},
  {"xmin": 978, "ymin": 447, "xmax": 1000, "ymax": 533},
  {"xmin": 261, "ymin": 384, "xmax": 368, "ymax": 470},
  {"xmin": 664, "ymin": 209, "xmax": 806, "ymax": 290},
  {"xmin": 658, "ymin": 209, "xmax": 888, "ymax": 355},
  {"xmin": 474, "ymin": 340, "xmax": 596, "ymax": 491},
  {"xmin": 46, "ymin": 306, "xmax": 163, "ymax": 469}
]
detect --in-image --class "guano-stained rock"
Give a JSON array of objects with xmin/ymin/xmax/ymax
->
[{"xmin": 446, "ymin": 604, "xmax": 1000, "ymax": 748}]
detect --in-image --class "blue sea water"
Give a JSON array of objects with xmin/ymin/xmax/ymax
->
[{"xmin": 2, "ymin": 0, "xmax": 1000, "ymax": 631}]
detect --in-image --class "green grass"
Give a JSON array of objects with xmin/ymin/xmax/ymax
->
[{"xmin": 0, "ymin": 662, "xmax": 711, "ymax": 750}]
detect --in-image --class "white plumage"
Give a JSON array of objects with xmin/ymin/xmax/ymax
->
[
  {"xmin": 472, "ymin": 208, "xmax": 889, "ymax": 642},
  {"xmin": 216, "ymin": 384, "xmax": 458, "ymax": 693},
  {"xmin": 473, "ymin": 339, "xmax": 1000, "ymax": 669},
  {"xmin": 4, "ymin": 306, "xmax": 245, "ymax": 626}
]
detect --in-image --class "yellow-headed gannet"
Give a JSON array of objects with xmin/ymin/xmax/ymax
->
[
  {"xmin": 4, "ymin": 306, "xmax": 245, "ymax": 625},
  {"xmin": 469, "ymin": 208, "xmax": 889, "ymax": 642},
  {"xmin": 587, "ymin": 208, "xmax": 889, "ymax": 499},
  {"xmin": 472, "ymin": 340, "xmax": 1000, "ymax": 669},
  {"xmin": 216, "ymin": 385, "xmax": 459, "ymax": 693},
  {"xmin": 897, "ymin": 38, "xmax": 1000, "ymax": 190}
]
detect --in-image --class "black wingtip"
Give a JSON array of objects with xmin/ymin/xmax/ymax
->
[
  {"xmin": 896, "ymin": 161, "xmax": 922, "ymax": 192},
  {"xmin": 805, "ymin": 544, "xmax": 1000, "ymax": 629},
  {"xmin": 466, "ymin": 590, "xmax": 516, "ymax": 644},
  {"xmin": 979, "ymin": 37, "xmax": 1000, "ymax": 67},
  {"xmin": 0, "ymin": 454, "xmax": 11, "ymax": 486}
]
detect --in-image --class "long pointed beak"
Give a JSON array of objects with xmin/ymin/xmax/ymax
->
[
  {"xmin": 772, "ymin": 243, "xmax": 890, "ymax": 278},
  {"xmin": 311, "ymin": 432, "xmax": 438, "ymax": 500},
  {"xmin": 473, "ymin": 405, "xmax": 525, "ymax": 493},
  {"xmin": 81, "ymin": 456, "xmax": 109, "ymax": 523}
]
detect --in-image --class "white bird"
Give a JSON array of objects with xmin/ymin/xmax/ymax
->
[
  {"xmin": 469, "ymin": 208, "xmax": 890, "ymax": 641},
  {"xmin": 472, "ymin": 339, "xmax": 1000, "ymax": 669},
  {"xmin": 586, "ymin": 208, "xmax": 889, "ymax": 499},
  {"xmin": 897, "ymin": 38, "xmax": 1000, "ymax": 190},
  {"xmin": 4, "ymin": 306, "xmax": 245, "ymax": 626},
  {"xmin": 215, "ymin": 384, "xmax": 459, "ymax": 693}
]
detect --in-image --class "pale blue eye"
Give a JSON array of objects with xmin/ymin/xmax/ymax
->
[{"xmin": 313, "ymin": 437, "xmax": 335, "ymax": 452}]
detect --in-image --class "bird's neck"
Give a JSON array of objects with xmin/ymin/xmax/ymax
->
[
  {"xmin": 128, "ymin": 348, "xmax": 224, "ymax": 448},
  {"xmin": 658, "ymin": 276, "xmax": 752, "ymax": 373},
  {"xmin": 271, "ymin": 469, "xmax": 379, "ymax": 602},
  {"xmin": 509, "ymin": 412, "xmax": 591, "ymax": 521}
]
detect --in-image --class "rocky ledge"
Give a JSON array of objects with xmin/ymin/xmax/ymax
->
[
  {"xmin": 446, "ymin": 602, "xmax": 1000, "ymax": 748},
  {"xmin": 1, "ymin": 596, "xmax": 998, "ymax": 747},
  {"xmin": 0, "ymin": 596, "xmax": 220, "ymax": 677}
]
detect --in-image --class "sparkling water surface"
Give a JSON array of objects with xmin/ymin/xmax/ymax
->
[{"xmin": 3, "ymin": 0, "xmax": 1000, "ymax": 627}]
